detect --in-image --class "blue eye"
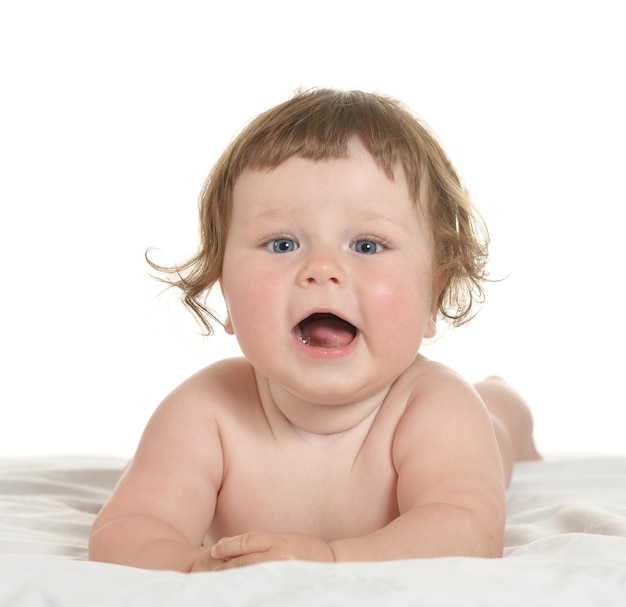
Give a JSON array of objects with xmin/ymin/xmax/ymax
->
[
  {"xmin": 352, "ymin": 239, "xmax": 384, "ymax": 254},
  {"xmin": 269, "ymin": 238, "xmax": 298, "ymax": 253}
]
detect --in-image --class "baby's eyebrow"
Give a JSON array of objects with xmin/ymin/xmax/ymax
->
[
  {"xmin": 241, "ymin": 208, "xmax": 289, "ymax": 226},
  {"xmin": 355, "ymin": 211, "xmax": 419, "ymax": 234},
  {"xmin": 238, "ymin": 203, "xmax": 422, "ymax": 236},
  {"xmin": 357, "ymin": 210, "xmax": 400, "ymax": 224}
]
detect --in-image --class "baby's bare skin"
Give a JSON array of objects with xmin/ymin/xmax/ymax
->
[
  {"xmin": 89, "ymin": 356, "xmax": 536, "ymax": 572},
  {"xmin": 89, "ymin": 139, "xmax": 540, "ymax": 572}
]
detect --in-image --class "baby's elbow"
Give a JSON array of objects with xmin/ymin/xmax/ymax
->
[
  {"xmin": 88, "ymin": 516, "xmax": 132, "ymax": 565},
  {"xmin": 88, "ymin": 525, "xmax": 113, "ymax": 563},
  {"xmin": 473, "ymin": 517, "xmax": 505, "ymax": 559},
  {"xmin": 477, "ymin": 534, "xmax": 504, "ymax": 559},
  {"xmin": 451, "ymin": 503, "xmax": 504, "ymax": 558}
]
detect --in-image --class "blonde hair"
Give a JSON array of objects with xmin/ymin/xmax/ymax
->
[{"xmin": 148, "ymin": 88, "xmax": 489, "ymax": 334}]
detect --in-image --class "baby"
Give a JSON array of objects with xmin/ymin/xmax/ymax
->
[{"xmin": 89, "ymin": 88, "xmax": 540, "ymax": 572}]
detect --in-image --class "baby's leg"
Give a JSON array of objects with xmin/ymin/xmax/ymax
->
[{"xmin": 473, "ymin": 377, "xmax": 541, "ymax": 486}]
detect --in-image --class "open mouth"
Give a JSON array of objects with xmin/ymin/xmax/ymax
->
[{"xmin": 295, "ymin": 313, "xmax": 358, "ymax": 348}]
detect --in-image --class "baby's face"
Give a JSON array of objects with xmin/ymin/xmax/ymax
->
[{"xmin": 220, "ymin": 138, "xmax": 441, "ymax": 405}]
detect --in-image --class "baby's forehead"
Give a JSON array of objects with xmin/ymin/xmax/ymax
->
[
  {"xmin": 229, "ymin": 149, "xmax": 431, "ymax": 233},
  {"xmin": 230, "ymin": 162, "xmax": 430, "ymax": 223}
]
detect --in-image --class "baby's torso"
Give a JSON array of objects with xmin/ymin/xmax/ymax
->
[
  {"xmin": 205, "ymin": 383, "xmax": 407, "ymax": 543},
  {"xmin": 209, "ymin": 432, "xmax": 400, "ymax": 543}
]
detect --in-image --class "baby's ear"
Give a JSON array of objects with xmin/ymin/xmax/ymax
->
[
  {"xmin": 219, "ymin": 278, "xmax": 235, "ymax": 335},
  {"xmin": 425, "ymin": 312, "xmax": 438, "ymax": 339},
  {"xmin": 223, "ymin": 313, "xmax": 235, "ymax": 335},
  {"xmin": 426, "ymin": 270, "xmax": 447, "ymax": 338}
]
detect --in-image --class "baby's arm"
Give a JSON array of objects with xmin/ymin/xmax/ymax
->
[
  {"xmin": 212, "ymin": 365, "xmax": 506, "ymax": 566},
  {"xmin": 89, "ymin": 369, "xmax": 226, "ymax": 572},
  {"xmin": 335, "ymin": 366, "xmax": 506, "ymax": 560}
]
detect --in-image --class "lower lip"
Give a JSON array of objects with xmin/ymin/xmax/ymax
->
[{"xmin": 291, "ymin": 332, "xmax": 360, "ymax": 359}]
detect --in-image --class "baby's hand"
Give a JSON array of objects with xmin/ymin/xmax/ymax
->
[
  {"xmin": 210, "ymin": 531, "xmax": 336, "ymax": 570},
  {"xmin": 189, "ymin": 550, "xmax": 225, "ymax": 573}
]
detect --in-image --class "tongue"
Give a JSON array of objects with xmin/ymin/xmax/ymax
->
[{"xmin": 301, "ymin": 317, "xmax": 355, "ymax": 348}]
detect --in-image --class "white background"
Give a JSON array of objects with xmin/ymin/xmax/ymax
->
[{"xmin": 1, "ymin": 1, "xmax": 624, "ymax": 457}]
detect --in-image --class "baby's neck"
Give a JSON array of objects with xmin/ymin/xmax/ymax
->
[
  {"xmin": 288, "ymin": 403, "xmax": 383, "ymax": 446},
  {"xmin": 253, "ymin": 368, "xmax": 388, "ymax": 441}
]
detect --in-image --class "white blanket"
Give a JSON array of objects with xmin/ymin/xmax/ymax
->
[{"xmin": 1, "ymin": 455, "xmax": 625, "ymax": 606}]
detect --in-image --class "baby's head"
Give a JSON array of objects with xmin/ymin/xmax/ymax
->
[{"xmin": 154, "ymin": 88, "xmax": 489, "ymax": 334}]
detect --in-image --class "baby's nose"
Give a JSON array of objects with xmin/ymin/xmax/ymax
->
[{"xmin": 297, "ymin": 247, "xmax": 347, "ymax": 286}]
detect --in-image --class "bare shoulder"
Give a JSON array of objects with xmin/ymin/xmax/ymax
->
[
  {"xmin": 164, "ymin": 356, "xmax": 257, "ymax": 408},
  {"xmin": 390, "ymin": 356, "xmax": 481, "ymax": 419},
  {"xmin": 391, "ymin": 356, "xmax": 505, "ymax": 508},
  {"xmin": 131, "ymin": 357, "xmax": 258, "ymax": 463},
  {"xmin": 133, "ymin": 357, "xmax": 252, "ymax": 441},
  {"xmin": 94, "ymin": 358, "xmax": 256, "ymax": 536},
  {"xmin": 393, "ymin": 355, "xmax": 495, "ymax": 444},
  {"xmin": 394, "ymin": 356, "xmax": 485, "ymax": 412}
]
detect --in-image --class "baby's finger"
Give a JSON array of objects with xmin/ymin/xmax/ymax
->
[
  {"xmin": 212, "ymin": 552, "xmax": 268, "ymax": 571},
  {"xmin": 210, "ymin": 532, "xmax": 270, "ymax": 560}
]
